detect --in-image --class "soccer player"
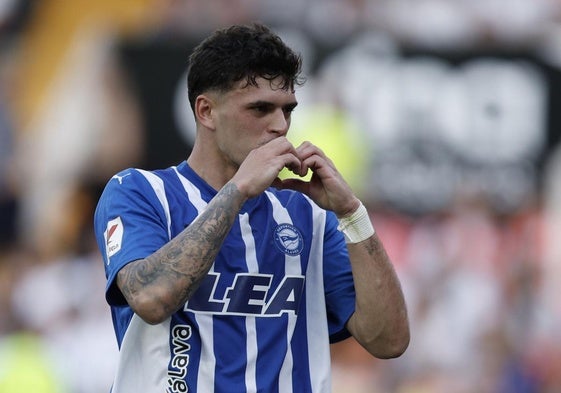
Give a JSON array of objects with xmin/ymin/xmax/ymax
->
[{"xmin": 94, "ymin": 22, "xmax": 409, "ymax": 393}]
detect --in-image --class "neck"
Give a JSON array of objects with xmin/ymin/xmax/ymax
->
[{"xmin": 187, "ymin": 146, "xmax": 237, "ymax": 192}]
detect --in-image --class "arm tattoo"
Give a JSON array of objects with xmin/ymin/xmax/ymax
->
[{"xmin": 118, "ymin": 182, "xmax": 245, "ymax": 317}]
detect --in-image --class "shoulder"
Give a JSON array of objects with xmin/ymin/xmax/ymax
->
[
  {"xmin": 105, "ymin": 168, "xmax": 147, "ymax": 189},
  {"xmin": 102, "ymin": 167, "xmax": 180, "ymax": 194},
  {"xmin": 94, "ymin": 168, "xmax": 175, "ymax": 237},
  {"xmin": 97, "ymin": 168, "xmax": 170, "ymax": 214}
]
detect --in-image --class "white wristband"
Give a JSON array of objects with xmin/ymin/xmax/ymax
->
[{"xmin": 337, "ymin": 202, "xmax": 375, "ymax": 244}]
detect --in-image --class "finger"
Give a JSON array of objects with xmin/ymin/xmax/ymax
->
[
  {"xmin": 296, "ymin": 141, "xmax": 323, "ymax": 160},
  {"xmin": 268, "ymin": 136, "xmax": 298, "ymax": 156},
  {"xmin": 301, "ymin": 154, "xmax": 331, "ymax": 177},
  {"xmin": 271, "ymin": 177, "xmax": 284, "ymax": 189},
  {"xmin": 274, "ymin": 178, "xmax": 310, "ymax": 195},
  {"xmin": 287, "ymin": 161, "xmax": 308, "ymax": 177},
  {"xmin": 282, "ymin": 153, "xmax": 303, "ymax": 175},
  {"xmin": 297, "ymin": 142, "xmax": 336, "ymax": 171},
  {"xmin": 267, "ymin": 138, "xmax": 308, "ymax": 175}
]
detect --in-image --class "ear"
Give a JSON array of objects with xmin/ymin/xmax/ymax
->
[{"xmin": 194, "ymin": 94, "xmax": 215, "ymax": 130}]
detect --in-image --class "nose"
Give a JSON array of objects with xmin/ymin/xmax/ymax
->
[{"xmin": 269, "ymin": 109, "xmax": 290, "ymax": 136}]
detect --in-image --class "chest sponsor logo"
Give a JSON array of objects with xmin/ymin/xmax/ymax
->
[
  {"xmin": 186, "ymin": 272, "xmax": 305, "ymax": 316},
  {"xmin": 104, "ymin": 216, "xmax": 124, "ymax": 261}
]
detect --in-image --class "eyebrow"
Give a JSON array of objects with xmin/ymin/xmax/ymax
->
[{"xmin": 246, "ymin": 100, "xmax": 298, "ymax": 110}]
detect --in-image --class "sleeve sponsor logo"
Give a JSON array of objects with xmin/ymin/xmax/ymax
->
[{"xmin": 104, "ymin": 217, "xmax": 124, "ymax": 261}]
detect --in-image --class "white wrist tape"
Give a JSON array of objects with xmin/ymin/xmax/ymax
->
[{"xmin": 337, "ymin": 202, "xmax": 375, "ymax": 244}]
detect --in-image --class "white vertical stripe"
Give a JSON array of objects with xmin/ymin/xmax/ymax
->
[
  {"xmin": 265, "ymin": 191, "xmax": 302, "ymax": 393},
  {"xmin": 240, "ymin": 212, "xmax": 258, "ymax": 273},
  {"xmin": 240, "ymin": 212, "xmax": 258, "ymax": 392},
  {"xmin": 264, "ymin": 192, "xmax": 302, "ymax": 278},
  {"xmin": 112, "ymin": 315, "xmax": 172, "ymax": 393},
  {"xmin": 195, "ymin": 314, "xmax": 216, "ymax": 390},
  {"xmin": 245, "ymin": 317, "xmax": 258, "ymax": 393},
  {"xmin": 173, "ymin": 167, "xmax": 218, "ymax": 391},
  {"xmin": 305, "ymin": 204, "xmax": 332, "ymax": 392},
  {"xmin": 172, "ymin": 167, "xmax": 206, "ymax": 213},
  {"xmin": 137, "ymin": 169, "xmax": 172, "ymax": 240}
]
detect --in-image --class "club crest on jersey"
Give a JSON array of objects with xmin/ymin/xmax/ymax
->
[
  {"xmin": 273, "ymin": 223, "xmax": 303, "ymax": 256},
  {"xmin": 104, "ymin": 216, "xmax": 124, "ymax": 261}
]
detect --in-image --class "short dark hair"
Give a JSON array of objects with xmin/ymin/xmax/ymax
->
[{"xmin": 187, "ymin": 23, "xmax": 304, "ymax": 113}]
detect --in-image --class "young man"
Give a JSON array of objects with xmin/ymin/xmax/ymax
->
[{"xmin": 94, "ymin": 23, "xmax": 409, "ymax": 393}]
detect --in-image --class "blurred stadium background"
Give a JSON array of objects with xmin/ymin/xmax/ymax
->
[{"xmin": 1, "ymin": 0, "xmax": 561, "ymax": 392}]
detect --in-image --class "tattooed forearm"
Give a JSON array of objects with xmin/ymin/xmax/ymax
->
[{"xmin": 117, "ymin": 181, "xmax": 246, "ymax": 323}]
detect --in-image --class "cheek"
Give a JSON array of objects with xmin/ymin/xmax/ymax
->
[
  {"xmin": 232, "ymin": 115, "xmax": 267, "ymax": 143},
  {"xmin": 217, "ymin": 113, "xmax": 269, "ymax": 158},
  {"xmin": 222, "ymin": 113, "xmax": 260, "ymax": 138},
  {"xmin": 217, "ymin": 129, "xmax": 254, "ymax": 164}
]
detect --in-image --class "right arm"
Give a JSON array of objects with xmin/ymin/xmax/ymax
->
[{"xmin": 116, "ymin": 181, "xmax": 246, "ymax": 324}]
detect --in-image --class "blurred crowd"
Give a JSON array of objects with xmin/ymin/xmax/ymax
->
[{"xmin": 2, "ymin": 0, "xmax": 561, "ymax": 392}]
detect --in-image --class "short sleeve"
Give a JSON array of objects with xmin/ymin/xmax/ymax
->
[
  {"xmin": 322, "ymin": 211, "xmax": 355, "ymax": 343},
  {"xmin": 93, "ymin": 169, "xmax": 170, "ymax": 306}
]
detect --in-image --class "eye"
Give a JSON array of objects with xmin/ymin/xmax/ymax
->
[
  {"xmin": 248, "ymin": 103, "xmax": 273, "ymax": 115},
  {"xmin": 254, "ymin": 105, "xmax": 270, "ymax": 113},
  {"xmin": 283, "ymin": 104, "xmax": 297, "ymax": 116}
]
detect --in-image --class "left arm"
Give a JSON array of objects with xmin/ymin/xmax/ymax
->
[
  {"xmin": 275, "ymin": 141, "xmax": 410, "ymax": 358},
  {"xmin": 344, "ymin": 230, "xmax": 409, "ymax": 358}
]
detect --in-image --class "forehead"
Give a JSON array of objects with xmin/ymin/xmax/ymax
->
[{"xmin": 226, "ymin": 76, "xmax": 296, "ymax": 103}]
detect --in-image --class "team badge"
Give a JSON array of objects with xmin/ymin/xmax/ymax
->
[
  {"xmin": 273, "ymin": 224, "xmax": 303, "ymax": 256},
  {"xmin": 105, "ymin": 216, "xmax": 124, "ymax": 261}
]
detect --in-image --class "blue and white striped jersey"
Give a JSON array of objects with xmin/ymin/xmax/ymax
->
[{"xmin": 93, "ymin": 161, "xmax": 356, "ymax": 393}]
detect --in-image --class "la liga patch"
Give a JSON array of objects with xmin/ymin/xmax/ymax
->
[{"xmin": 105, "ymin": 216, "xmax": 124, "ymax": 261}]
